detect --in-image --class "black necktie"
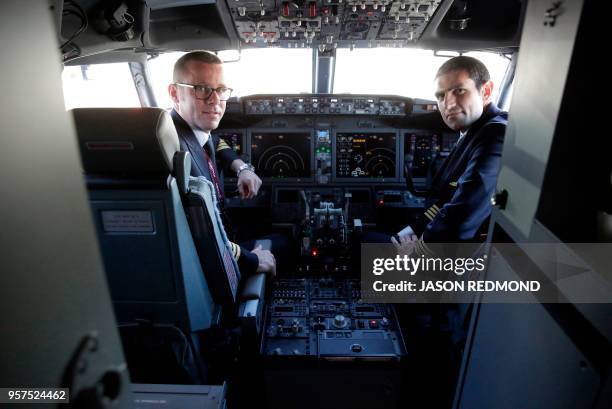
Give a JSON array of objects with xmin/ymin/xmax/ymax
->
[
  {"xmin": 202, "ymin": 143, "xmax": 234, "ymax": 239},
  {"xmin": 202, "ymin": 144, "xmax": 225, "ymax": 203}
]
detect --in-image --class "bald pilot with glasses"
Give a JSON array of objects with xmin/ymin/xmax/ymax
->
[{"xmin": 168, "ymin": 50, "xmax": 278, "ymax": 278}]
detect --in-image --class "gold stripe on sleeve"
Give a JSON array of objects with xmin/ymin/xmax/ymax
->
[{"xmin": 217, "ymin": 140, "xmax": 231, "ymax": 151}]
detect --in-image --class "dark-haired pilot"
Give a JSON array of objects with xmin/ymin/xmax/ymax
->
[
  {"xmin": 393, "ymin": 55, "xmax": 508, "ymax": 255},
  {"xmin": 168, "ymin": 50, "xmax": 276, "ymax": 277}
]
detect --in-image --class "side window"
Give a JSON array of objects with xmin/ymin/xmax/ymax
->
[{"xmin": 62, "ymin": 63, "xmax": 141, "ymax": 109}]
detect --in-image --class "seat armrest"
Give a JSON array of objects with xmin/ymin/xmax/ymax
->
[
  {"xmin": 240, "ymin": 273, "xmax": 266, "ymax": 301},
  {"xmin": 239, "ymin": 298, "xmax": 263, "ymax": 339}
]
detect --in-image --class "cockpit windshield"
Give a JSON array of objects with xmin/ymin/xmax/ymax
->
[
  {"xmin": 146, "ymin": 48, "xmax": 510, "ymax": 107},
  {"xmin": 62, "ymin": 48, "xmax": 510, "ymax": 109},
  {"xmin": 333, "ymin": 48, "xmax": 510, "ymax": 100}
]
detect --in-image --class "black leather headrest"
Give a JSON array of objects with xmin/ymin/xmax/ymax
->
[{"xmin": 72, "ymin": 108, "xmax": 179, "ymax": 176}]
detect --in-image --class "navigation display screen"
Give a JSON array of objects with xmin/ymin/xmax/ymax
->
[{"xmin": 251, "ymin": 132, "xmax": 311, "ymax": 178}]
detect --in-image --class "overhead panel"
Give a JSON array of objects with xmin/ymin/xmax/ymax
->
[{"xmin": 227, "ymin": 0, "xmax": 442, "ymax": 50}]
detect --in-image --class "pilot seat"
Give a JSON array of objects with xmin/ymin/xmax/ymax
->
[{"xmin": 72, "ymin": 107, "xmax": 266, "ymax": 385}]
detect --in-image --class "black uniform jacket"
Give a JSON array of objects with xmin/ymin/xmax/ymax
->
[{"xmin": 414, "ymin": 103, "xmax": 508, "ymax": 246}]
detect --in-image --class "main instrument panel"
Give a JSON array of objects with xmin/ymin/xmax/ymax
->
[
  {"xmin": 216, "ymin": 94, "xmax": 457, "ymax": 234},
  {"xmin": 215, "ymin": 95, "xmax": 457, "ymax": 187}
]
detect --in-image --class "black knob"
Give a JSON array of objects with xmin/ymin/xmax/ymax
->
[
  {"xmin": 351, "ymin": 344, "xmax": 363, "ymax": 353},
  {"xmin": 491, "ymin": 189, "xmax": 508, "ymax": 210}
]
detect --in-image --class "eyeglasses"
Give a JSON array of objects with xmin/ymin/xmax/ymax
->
[{"xmin": 174, "ymin": 83, "xmax": 233, "ymax": 101}]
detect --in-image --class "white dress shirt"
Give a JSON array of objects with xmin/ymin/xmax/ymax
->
[{"xmin": 191, "ymin": 126, "xmax": 210, "ymax": 148}]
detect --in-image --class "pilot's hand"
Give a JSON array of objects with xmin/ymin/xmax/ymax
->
[
  {"xmin": 251, "ymin": 244, "xmax": 276, "ymax": 277},
  {"xmin": 391, "ymin": 233, "xmax": 418, "ymax": 257},
  {"xmin": 237, "ymin": 170, "xmax": 262, "ymax": 200}
]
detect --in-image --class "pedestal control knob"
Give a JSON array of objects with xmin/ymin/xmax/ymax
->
[{"xmin": 334, "ymin": 314, "xmax": 347, "ymax": 328}]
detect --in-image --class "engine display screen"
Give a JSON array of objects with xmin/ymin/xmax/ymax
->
[
  {"xmin": 335, "ymin": 132, "xmax": 396, "ymax": 178},
  {"xmin": 251, "ymin": 132, "xmax": 311, "ymax": 178}
]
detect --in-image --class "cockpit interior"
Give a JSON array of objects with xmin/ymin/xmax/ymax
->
[{"xmin": 2, "ymin": 1, "xmax": 610, "ymax": 409}]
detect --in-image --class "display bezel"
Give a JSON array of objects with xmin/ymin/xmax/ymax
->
[
  {"xmin": 332, "ymin": 129, "xmax": 400, "ymax": 183},
  {"xmin": 247, "ymin": 129, "xmax": 315, "ymax": 183}
]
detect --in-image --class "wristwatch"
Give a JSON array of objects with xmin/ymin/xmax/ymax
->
[{"xmin": 237, "ymin": 162, "xmax": 255, "ymax": 176}]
